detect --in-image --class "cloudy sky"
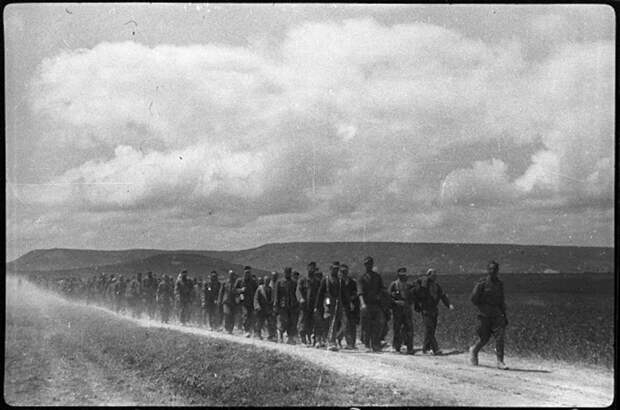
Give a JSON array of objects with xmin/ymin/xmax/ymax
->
[{"xmin": 5, "ymin": 4, "xmax": 615, "ymax": 260}]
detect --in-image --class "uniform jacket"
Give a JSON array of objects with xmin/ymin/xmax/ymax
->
[
  {"xmin": 357, "ymin": 271, "xmax": 384, "ymax": 306},
  {"xmin": 388, "ymin": 279, "xmax": 415, "ymax": 308},
  {"xmin": 470, "ymin": 276, "xmax": 506, "ymax": 317},
  {"xmin": 202, "ymin": 279, "xmax": 221, "ymax": 308},
  {"xmin": 415, "ymin": 276, "xmax": 450, "ymax": 313},
  {"xmin": 316, "ymin": 275, "xmax": 341, "ymax": 314},
  {"xmin": 254, "ymin": 283, "xmax": 274, "ymax": 314},
  {"xmin": 274, "ymin": 278, "xmax": 299, "ymax": 310},
  {"xmin": 235, "ymin": 277, "xmax": 258, "ymax": 309},
  {"xmin": 156, "ymin": 280, "xmax": 174, "ymax": 305},
  {"xmin": 174, "ymin": 276, "xmax": 193, "ymax": 305},
  {"xmin": 218, "ymin": 280, "xmax": 240, "ymax": 306},
  {"xmin": 142, "ymin": 276, "xmax": 158, "ymax": 300}
]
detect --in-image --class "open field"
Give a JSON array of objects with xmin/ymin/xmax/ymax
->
[{"xmin": 4, "ymin": 278, "xmax": 614, "ymax": 406}]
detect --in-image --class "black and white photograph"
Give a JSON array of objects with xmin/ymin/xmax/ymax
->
[{"xmin": 4, "ymin": 3, "xmax": 615, "ymax": 406}]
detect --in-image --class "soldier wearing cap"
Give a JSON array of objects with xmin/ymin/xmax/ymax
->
[
  {"xmin": 297, "ymin": 261, "xmax": 320, "ymax": 346},
  {"xmin": 218, "ymin": 270, "xmax": 240, "ymax": 334},
  {"xmin": 254, "ymin": 274, "xmax": 276, "ymax": 340},
  {"xmin": 357, "ymin": 256, "xmax": 386, "ymax": 352},
  {"xmin": 274, "ymin": 267, "xmax": 299, "ymax": 344},
  {"xmin": 469, "ymin": 260, "xmax": 508, "ymax": 370},
  {"xmin": 389, "ymin": 267, "xmax": 415, "ymax": 354},
  {"xmin": 156, "ymin": 274, "xmax": 174, "ymax": 323},
  {"xmin": 415, "ymin": 268, "xmax": 454, "ymax": 355},
  {"xmin": 235, "ymin": 266, "xmax": 258, "ymax": 337}
]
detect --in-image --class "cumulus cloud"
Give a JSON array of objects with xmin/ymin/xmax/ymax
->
[{"xmin": 17, "ymin": 15, "xmax": 614, "ymax": 251}]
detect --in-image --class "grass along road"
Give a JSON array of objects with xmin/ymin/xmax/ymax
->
[{"xmin": 6, "ymin": 278, "xmax": 614, "ymax": 406}]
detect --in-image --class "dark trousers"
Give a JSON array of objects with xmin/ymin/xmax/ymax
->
[
  {"xmin": 361, "ymin": 304, "xmax": 386, "ymax": 351},
  {"xmin": 277, "ymin": 308, "xmax": 298, "ymax": 340},
  {"xmin": 297, "ymin": 307, "xmax": 314, "ymax": 343},
  {"xmin": 222, "ymin": 304, "xmax": 239, "ymax": 333},
  {"xmin": 178, "ymin": 302, "xmax": 190, "ymax": 324},
  {"xmin": 327, "ymin": 307, "xmax": 346, "ymax": 346},
  {"xmin": 393, "ymin": 305, "xmax": 413, "ymax": 352},
  {"xmin": 146, "ymin": 298, "xmax": 156, "ymax": 319},
  {"xmin": 472, "ymin": 315, "xmax": 506, "ymax": 361},
  {"xmin": 160, "ymin": 303, "xmax": 171, "ymax": 323},
  {"xmin": 344, "ymin": 310, "xmax": 357, "ymax": 347},
  {"xmin": 241, "ymin": 305, "xmax": 255, "ymax": 334},
  {"xmin": 202, "ymin": 304, "xmax": 220, "ymax": 329},
  {"xmin": 255, "ymin": 311, "xmax": 276, "ymax": 339},
  {"xmin": 422, "ymin": 311, "xmax": 439, "ymax": 352}
]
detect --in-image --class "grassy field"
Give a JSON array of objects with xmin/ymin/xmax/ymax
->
[
  {"xmin": 5, "ymin": 283, "xmax": 446, "ymax": 406},
  {"xmin": 398, "ymin": 272, "xmax": 614, "ymax": 368}
]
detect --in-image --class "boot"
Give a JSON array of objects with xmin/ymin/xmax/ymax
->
[{"xmin": 469, "ymin": 346, "xmax": 479, "ymax": 366}]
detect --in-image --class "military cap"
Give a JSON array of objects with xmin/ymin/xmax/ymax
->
[
  {"xmin": 363, "ymin": 256, "xmax": 374, "ymax": 265},
  {"xmin": 308, "ymin": 261, "xmax": 317, "ymax": 267},
  {"xmin": 340, "ymin": 263, "xmax": 349, "ymax": 270},
  {"xmin": 488, "ymin": 260, "xmax": 499, "ymax": 268},
  {"xmin": 244, "ymin": 266, "xmax": 252, "ymax": 271},
  {"xmin": 181, "ymin": 269, "xmax": 188, "ymax": 274},
  {"xmin": 332, "ymin": 261, "xmax": 340, "ymax": 267},
  {"xmin": 210, "ymin": 270, "xmax": 217, "ymax": 274},
  {"xmin": 397, "ymin": 267, "xmax": 407, "ymax": 274},
  {"xmin": 284, "ymin": 267, "xmax": 292, "ymax": 274}
]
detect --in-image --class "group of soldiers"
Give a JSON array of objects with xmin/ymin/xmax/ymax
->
[{"xmin": 28, "ymin": 257, "xmax": 508, "ymax": 369}]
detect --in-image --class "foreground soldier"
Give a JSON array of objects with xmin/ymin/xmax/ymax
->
[
  {"xmin": 389, "ymin": 268, "xmax": 415, "ymax": 354},
  {"xmin": 254, "ymin": 274, "xmax": 276, "ymax": 341},
  {"xmin": 127, "ymin": 273, "xmax": 143, "ymax": 318},
  {"xmin": 469, "ymin": 261, "xmax": 508, "ymax": 370},
  {"xmin": 416, "ymin": 268, "xmax": 454, "ymax": 355},
  {"xmin": 236, "ymin": 266, "xmax": 258, "ymax": 337},
  {"xmin": 156, "ymin": 275, "xmax": 174, "ymax": 323},
  {"xmin": 274, "ymin": 267, "xmax": 299, "ymax": 344},
  {"xmin": 218, "ymin": 270, "xmax": 240, "ymax": 334},
  {"xmin": 358, "ymin": 257, "xmax": 386, "ymax": 352},
  {"xmin": 202, "ymin": 271, "xmax": 221, "ymax": 330}
]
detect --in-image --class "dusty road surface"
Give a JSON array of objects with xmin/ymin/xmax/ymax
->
[{"xmin": 5, "ymin": 279, "xmax": 614, "ymax": 406}]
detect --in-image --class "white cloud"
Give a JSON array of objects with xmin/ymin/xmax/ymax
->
[{"xmin": 17, "ymin": 16, "xmax": 615, "ymax": 250}]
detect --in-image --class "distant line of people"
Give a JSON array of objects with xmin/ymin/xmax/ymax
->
[{"xmin": 25, "ymin": 257, "xmax": 508, "ymax": 369}]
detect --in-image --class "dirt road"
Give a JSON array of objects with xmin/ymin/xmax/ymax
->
[{"xmin": 6, "ymin": 280, "xmax": 614, "ymax": 406}]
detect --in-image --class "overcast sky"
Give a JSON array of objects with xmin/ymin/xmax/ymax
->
[{"xmin": 5, "ymin": 4, "xmax": 615, "ymax": 260}]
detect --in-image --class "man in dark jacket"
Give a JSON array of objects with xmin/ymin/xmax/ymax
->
[
  {"xmin": 296, "ymin": 262, "xmax": 319, "ymax": 346},
  {"xmin": 389, "ymin": 267, "xmax": 415, "ymax": 354},
  {"xmin": 316, "ymin": 262, "xmax": 344, "ymax": 351},
  {"xmin": 357, "ymin": 256, "xmax": 386, "ymax": 352},
  {"xmin": 469, "ymin": 261, "xmax": 508, "ymax": 370},
  {"xmin": 416, "ymin": 268, "xmax": 454, "ymax": 355},
  {"xmin": 235, "ymin": 266, "xmax": 258, "ymax": 337},
  {"xmin": 274, "ymin": 267, "xmax": 299, "ymax": 344},
  {"xmin": 339, "ymin": 264, "xmax": 359, "ymax": 349},
  {"xmin": 202, "ymin": 271, "xmax": 221, "ymax": 330},
  {"xmin": 156, "ymin": 275, "xmax": 174, "ymax": 323}
]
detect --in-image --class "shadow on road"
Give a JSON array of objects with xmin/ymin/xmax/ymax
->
[
  {"xmin": 436, "ymin": 349, "xmax": 465, "ymax": 356},
  {"xmin": 479, "ymin": 364, "xmax": 551, "ymax": 373}
]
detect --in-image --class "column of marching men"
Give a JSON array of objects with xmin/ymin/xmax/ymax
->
[{"xmin": 24, "ymin": 257, "xmax": 508, "ymax": 369}]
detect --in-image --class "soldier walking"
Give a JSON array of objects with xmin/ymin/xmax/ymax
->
[
  {"xmin": 316, "ymin": 262, "xmax": 345, "ymax": 351},
  {"xmin": 236, "ymin": 266, "xmax": 258, "ymax": 337},
  {"xmin": 296, "ymin": 262, "xmax": 320, "ymax": 346},
  {"xmin": 254, "ymin": 274, "xmax": 276, "ymax": 340},
  {"xmin": 156, "ymin": 275, "xmax": 174, "ymax": 323},
  {"xmin": 218, "ymin": 270, "xmax": 241, "ymax": 334},
  {"xmin": 389, "ymin": 267, "xmax": 415, "ymax": 354},
  {"xmin": 274, "ymin": 267, "xmax": 299, "ymax": 344},
  {"xmin": 469, "ymin": 261, "xmax": 508, "ymax": 370},
  {"xmin": 339, "ymin": 264, "xmax": 359, "ymax": 349},
  {"xmin": 202, "ymin": 271, "xmax": 221, "ymax": 330},
  {"xmin": 358, "ymin": 256, "xmax": 386, "ymax": 352},
  {"xmin": 415, "ymin": 268, "xmax": 454, "ymax": 355},
  {"xmin": 174, "ymin": 270, "xmax": 193, "ymax": 325},
  {"xmin": 142, "ymin": 271, "xmax": 158, "ymax": 320}
]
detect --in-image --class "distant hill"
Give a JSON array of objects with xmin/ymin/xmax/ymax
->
[
  {"xmin": 7, "ymin": 242, "xmax": 614, "ymax": 276},
  {"xmin": 11, "ymin": 253, "xmax": 269, "ymax": 281}
]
